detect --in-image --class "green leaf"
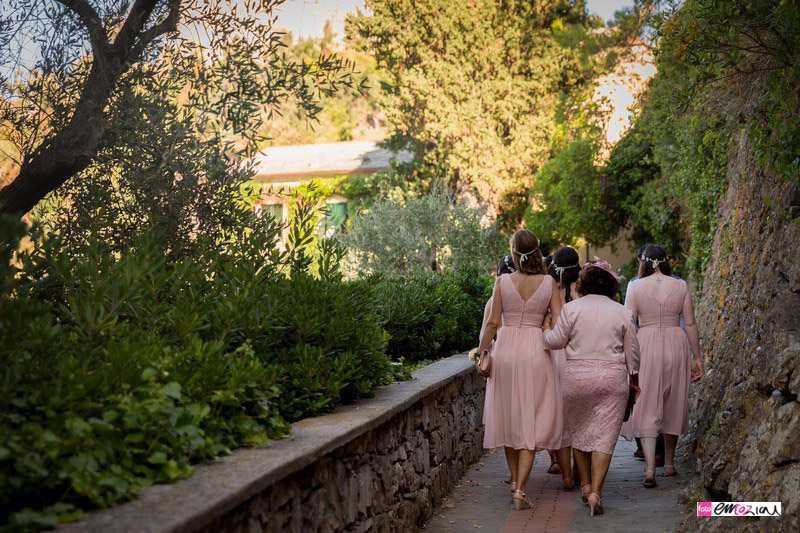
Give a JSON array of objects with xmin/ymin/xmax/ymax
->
[
  {"xmin": 11, "ymin": 508, "xmax": 59, "ymax": 527},
  {"xmin": 164, "ymin": 459, "xmax": 182, "ymax": 480},
  {"xmin": 141, "ymin": 368, "xmax": 158, "ymax": 380},
  {"xmin": 59, "ymin": 508, "xmax": 84, "ymax": 523},
  {"xmin": 147, "ymin": 451, "xmax": 167, "ymax": 464},
  {"xmin": 98, "ymin": 474, "xmax": 129, "ymax": 494},
  {"xmin": 161, "ymin": 382, "xmax": 182, "ymax": 400}
]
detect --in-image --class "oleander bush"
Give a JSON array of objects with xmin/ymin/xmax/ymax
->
[{"xmin": 0, "ymin": 213, "xmax": 490, "ymax": 530}]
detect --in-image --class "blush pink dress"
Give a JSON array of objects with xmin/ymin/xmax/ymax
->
[
  {"xmin": 549, "ymin": 287, "xmax": 573, "ymax": 449},
  {"xmin": 483, "ymin": 274, "xmax": 561, "ymax": 450},
  {"xmin": 622, "ymin": 279, "xmax": 692, "ymax": 438}
]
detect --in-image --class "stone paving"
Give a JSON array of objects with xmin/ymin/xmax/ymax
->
[{"xmin": 422, "ymin": 438, "xmax": 694, "ymax": 533}]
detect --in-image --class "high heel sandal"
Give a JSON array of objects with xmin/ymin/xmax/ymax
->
[
  {"xmin": 643, "ymin": 469, "xmax": 657, "ymax": 488},
  {"xmin": 512, "ymin": 490, "xmax": 531, "ymax": 511},
  {"xmin": 588, "ymin": 493, "xmax": 603, "ymax": 516},
  {"xmin": 581, "ymin": 484, "xmax": 592, "ymax": 503},
  {"xmin": 663, "ymin": 465, "xmax": 677, "ymax": 476},
  {"xmin": 509, "ymin": 481, "xmax": 518, "ymax": 494}
]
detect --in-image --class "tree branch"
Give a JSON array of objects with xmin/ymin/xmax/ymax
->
[
  {"xmin": 111, "ymin": 0, "xmax": 161, "ymax": 62},
  {"xmin": 130, "ymin": 0, "xmax": 182, "ymax": 59},
  {"xmin": 56, "ymin": 0, "xmax": 111, "ymax": 59}
]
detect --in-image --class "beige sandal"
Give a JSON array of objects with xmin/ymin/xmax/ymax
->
[
  {"xmin": 512, "ymin": 490, "xmax": 531, "ymax": 510},
  {"xmin": 581, "ymin": 484, "xmax": 592, "ymax": 503},
  {"xmin": 588, "ymin": 493, "xmax": 604, "ymax": 516}
]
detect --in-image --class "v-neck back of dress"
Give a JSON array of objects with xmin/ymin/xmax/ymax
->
[
  {"xmin": 632, "ymin": 278, "xmax": 686, "ymax": 329},
  {"xmin": 499, "ymin": 273, "xmax": 552, "ymax": 328}
]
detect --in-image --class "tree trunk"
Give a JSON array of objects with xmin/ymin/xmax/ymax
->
[
  {"xmin": 0, "ymin": 126, "xmax": 101, "ymax": 217},
  {"xmin": 0, "ymin": 0, "xmax": 168, "ymax": 217}
]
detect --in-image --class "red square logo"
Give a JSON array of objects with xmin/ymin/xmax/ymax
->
[{"xmin": 697, "ymin": 502, "xmax": 713, "ymax": 516}]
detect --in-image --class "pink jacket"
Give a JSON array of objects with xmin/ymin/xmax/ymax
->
[{"xmin": 543, "ymin": 294, "xmax": 640, "ymax": 375}]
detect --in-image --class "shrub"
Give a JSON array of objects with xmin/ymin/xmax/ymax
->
[
  {"xmin": 341, "ymin": 192, "xmax": 500, "ymax": 276},
  {"xmin": 0, "ymin": 212, "xmax": 488, "ymax": 529},
  {"xmin": 366, "ymin": 267, "xmax": 493, "ymax": 362},
  {"xmin": 0, "ymin": 218, "xmax": 392, "ymax": 529}
]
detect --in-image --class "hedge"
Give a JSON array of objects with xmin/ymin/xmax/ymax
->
[{"xmin": 0, "ymin": 219, "xmax": 492, "ymax": 530}]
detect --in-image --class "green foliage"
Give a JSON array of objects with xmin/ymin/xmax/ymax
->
[
  {"xmin": 654, "ymin": 0, "xmax": 800, "ymax": 182},
  {"xmin": 341, "ymin": 192, "xmax": 500, "ymax": 276},
  {"xmin": 532, "ymin": 0, "xmax": 800, "ymax": 291},
  {"xmin": 366, "ymin": 268, "xmax": 493, "ymax": 363},
  {"xmin": 0, "ymin": 204, "xmax": 488, "ymax": 528},
  {"xmin": 525, "ymin": 138, "xmax": 606, "ymax": 252},
  {"xmin": 1, "ymin": 1, "xmax": 366, "ymax": 218},
  {"xmin": 347, "ymin": 0, "xmax": 627, "ymax": 224},
  {"xmin": 262, "ymin": 21, "xmax": 387, "ymax": 146},
  {"xmin": 0, "ymin": 214, "xmax": 389, "ymax": 528}
]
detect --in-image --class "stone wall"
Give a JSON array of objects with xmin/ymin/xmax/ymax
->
[
  {"xmin": 60, "ymin": 355, "xmax": 485, "ymax": 533},
  {"xmin": 680, "ymin": 130, "xmax": 800, "ymax": 532}
]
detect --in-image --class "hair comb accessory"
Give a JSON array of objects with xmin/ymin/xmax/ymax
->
[{"xmin": 642, "ymin": 256, "xmax": 668, "ymax": 269}]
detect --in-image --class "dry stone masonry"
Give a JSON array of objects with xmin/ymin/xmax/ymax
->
[
  {"xmin": 679, "ymin": 130, "xmax": 800, "ymax": 532},
  {"xmin": 59, "ymin": 355, "xmax": 485, "ymax": 533}
]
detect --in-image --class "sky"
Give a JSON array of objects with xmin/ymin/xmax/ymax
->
[{"xmin": 273, "ymin": 0, "xmax": 636, "ymax": 40}]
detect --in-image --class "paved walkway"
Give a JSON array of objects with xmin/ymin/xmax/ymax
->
[{"xmin": 422, "ymin": 438, "xmax": 692, "ymax": 533}]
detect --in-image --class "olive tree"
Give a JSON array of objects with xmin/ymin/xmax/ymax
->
[
  {"xmin": 0, "ymin": 0, "xmax": 363, "ymax": 228},
  {"xmin": 342, "ymin": 192, "xmax": 500, "ymax": 276}
]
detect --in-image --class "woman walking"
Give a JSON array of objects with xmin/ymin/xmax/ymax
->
[
  {"xmin": 544, "ymin": 260, "xmax": 640, "ymax": 517},
  {"xmin": 547, "ymin": 246, "xmax": 582, "ymax": 488},
  {"xmin": 622, "ymin": 245, "xmax": 703, "ymax": 486},
  {"xmin": 478, "ymin": 230, "xmax": 563, "ymax": 511}
]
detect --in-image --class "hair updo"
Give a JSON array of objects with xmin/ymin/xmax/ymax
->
[
  {"xmin": 496, "ymin": 255, "xmax": 516, "ymax": 276},
  {"xmin": 576, "ymin": 263, "xmax": 620, "ymax": 299},
  {"xmin": 637, "ymin": 244, "xmax": 673, "ymax": 279},
  {"xmin": 548, "ymin": 246, "xmax": 580, "ymax": 302},
  {"xmin": 509, "ymin": 230, "xmax": 546, "ymax": 275}
]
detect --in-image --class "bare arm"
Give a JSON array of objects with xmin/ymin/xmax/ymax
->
[
  {"xmin": 548, "ymin": 277, "xmax": 562, "ymax": 324},
  {"xmin": 478, "ymin": 279, "xmax": 502, "ymax": 353},
  {"xmin": 543, "ymin": 305, "xmax": 571, "ymax": 350},
  {"xmin": 624, "ymin": 280, "xmax": 639, "ymax": 329},
  {"xmin": 682, "ymin": 285, "xmax": 703, "ymax": 381},
  {"xmin": 479, "ymin": 297, "xmax": 492, "ymax": 341}
]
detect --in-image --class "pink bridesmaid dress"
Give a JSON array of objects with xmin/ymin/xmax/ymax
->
[
  {"xmin": 483, "ymin": 274, "xmax": 561, "ymax": 450},
  {"xmin": 622, "ymin": 279, "xmax": 692, "ymax": 438},
  {"xmin": 549, "ymin": 336, "xmax": 572, "ymax": 450}
]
